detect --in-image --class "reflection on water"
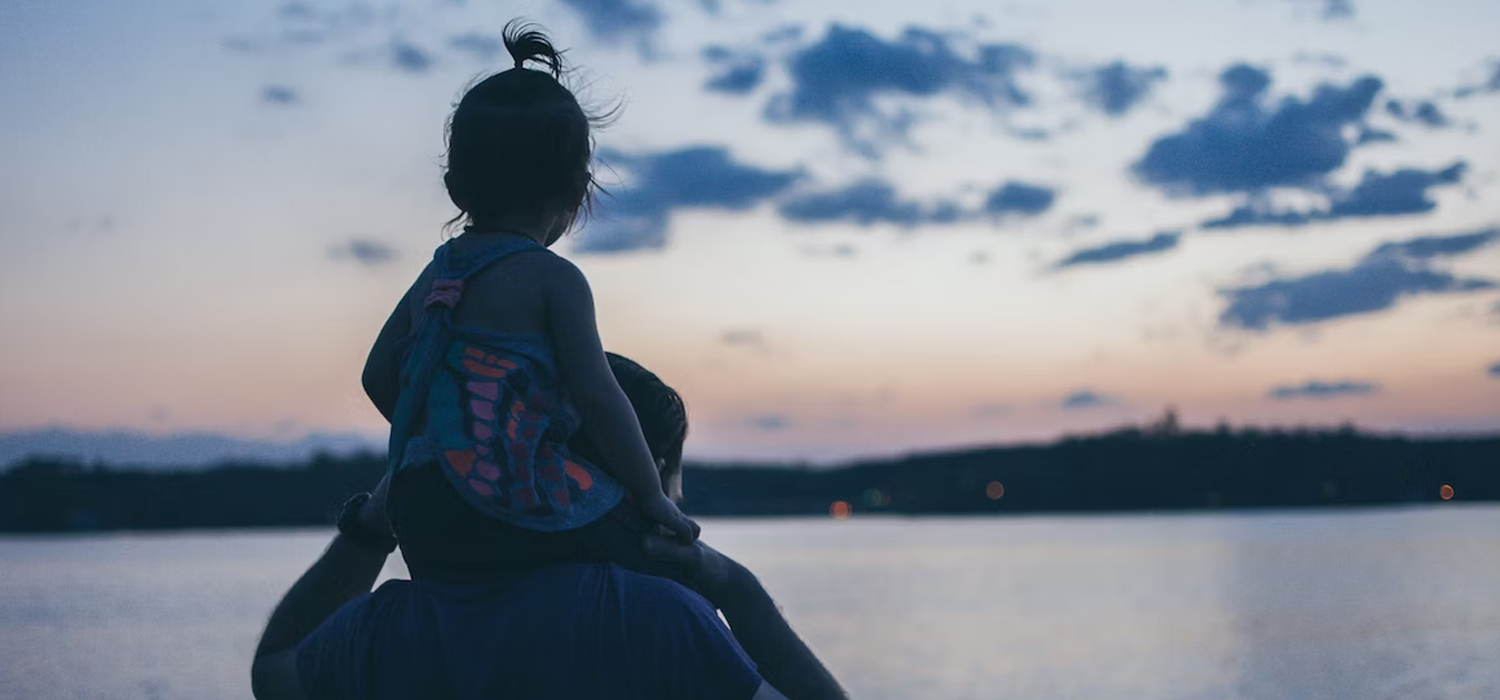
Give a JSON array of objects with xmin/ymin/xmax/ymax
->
[{"xmin": 1, "ymin": 506, "xmax": 1497, "ymax": 700}]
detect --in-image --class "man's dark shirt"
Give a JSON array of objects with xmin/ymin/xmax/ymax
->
[{"xmin": 295, "ymin": 563, "xmax": 762, "ymax": 699}]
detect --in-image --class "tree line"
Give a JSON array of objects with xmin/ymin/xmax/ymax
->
[{"xmin": 1, "ymin": 423, "xmax": 1495, "ymax": 532}]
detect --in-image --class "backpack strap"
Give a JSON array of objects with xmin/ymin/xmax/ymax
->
[{"xmin": 387, "ymin": 234, "xmax": 547, "ymax": 476}]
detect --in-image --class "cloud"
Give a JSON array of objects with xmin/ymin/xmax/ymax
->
[
  {"xmin": 702, "ymin": 46, "xmax": 767, "ymax": 94},
  {"xmin": 720, "ymin": 329, "xmax": 765, "ymax": 346},
  {"xmin": 558, "ymin": 0, "xmax": 663, "ymax": 42},
  {"xmin": 1488, "ymin": 361, "xmax": 1500, "ymax": 378},
  {"xmin": 984, "ymin": 182, "xmax": 1055, "ymax": 217},
  {"xmin": 1268, "ymin": 380, "xmax": 1378, "ymax": 400},
  {"xmin": 1202, "ymin": 162, "xmax": 1467, "ymax": 229},
  {"xmin": 1356, "ymin": 127, "xmax": 1396, "ymax": 145},
  {"xmin": 778, "ymin": 180, "xmax": 963, "ymax": 227},
  {"xmin": 775, "ymin": 178, "xmax": 1053, "ymax": 227},
  {"xmin": 448, "ymin": 33, "xmax": 503, "ymax": 61},
  {"xmin": 765, "ymin": 24, "xmax": 1033, "ymax": 152},
  {"xmin": 330, "ymin": 238, "xmax": 399, "ymax": 265},
  {"xmin": 1385, "ymin": 99, "xmax": 1450, "ymax": 128},
  {"xmin": 973, "ymin": 403, "xmax": 1011, "ymax": 417},
  {"xmin": 1368, "ymin": 228, "xmax": 1498, "ymax": 259},
  {"xmin": 1055, "ymin": 231, "xmax": 1180, "ymax": 269},
  {"xmin": 1061, "ymin": 390, "xmax": 1114, "ymax": 409},
  {"xmin": 747, "ymin": 414, "xmax": 791, "ymax": 431},
  {"xmin": 1133, "ymin": 64, "xmax": 1384, "ymax": 195},
  {"xmin": 1218, "ymin": 228, "xmax": 1498, "ymax": 331},
  {"xmin": 1317, "ymin": 0, "xmax": 1355, "ymax": 19},
  {"xmin": 262, "ymin": 85, "xmax": 299, "ymax": 105},
  {"xmin": 1453, "ymin": 61, "xmax": 1500, "ymax": 99},
  {"xmin": 580, "ymin": 146, "xmax": 801, "ymax": 253},
  {"xmin": 272, "ymin": 2, "xmax": 377, "ymax": 45},
  {"xmin": 1081, "ymin": 61, "xmax": 1167, "ymax": 116},
  {"xmin": 391, "ymin": 41, "xmax": 433, "ymax": 73}
]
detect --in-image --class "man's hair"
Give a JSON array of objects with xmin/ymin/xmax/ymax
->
[{"xmin": 570, "ymin": 353, "xmax": 687, "ymax": 486}]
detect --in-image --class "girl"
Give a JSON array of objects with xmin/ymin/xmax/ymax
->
[{"xmin": 361, "ymin": 22, "xmax": 698, "ymax": 579}]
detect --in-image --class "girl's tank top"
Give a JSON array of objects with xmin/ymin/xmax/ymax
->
[{"xmin": 386, "ymin": 235, "xmax": 624, "ymax": 532}]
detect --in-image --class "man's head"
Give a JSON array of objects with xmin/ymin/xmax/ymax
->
[{"xmin": 569, "ymin": 353, "xmax": 687, "ymax": 503}]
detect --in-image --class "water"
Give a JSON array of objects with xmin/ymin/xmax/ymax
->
[{"xmin": 2, "ymin": 506, "xmax": 1498, "ymax": 700}]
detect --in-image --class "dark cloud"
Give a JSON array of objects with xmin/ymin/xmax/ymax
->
[
  {"xmin": 1490, "ymin": 361, "xmax": 1500, "ymax": 378},
  {"xmin": 330, "ymin": 238, "xmax": 398, "ymax": 266},
  {"xmin": 1218, "ymin": 228, "xmax": 1498, "ymax": 331},
  {"xmin": 262, "ymin": 85, "xmax": 299, "ymax": 105},
  {"xmin": 391, "ymin": 41, "xmax": 433, "ymax": 73},
  {"xmin": 448, "ymin": 33, "xmax": 503, "ymax": 61},
  {"xmin": 580, "ymin": 147, "xmax": 801, "ymax": 253},
  {"xmin": 1061, "ymin": 390, "xmax": 1113, "ymax": 409},
  {"xmin": 778, "ymin": 180, "xmax": 962, "ymax": 227},
  {"xmin": 747, "ymin": 415, "xmax": 791, "ymax": 431},
  {"xmin": 984, "ymin": 182, "xmax": 1055, "ymax": 217},
  {"xmin": 1202, "ymin": 162, "xmax": 1467, "ymax": 229},
  {"xmin": 1318, "ymin": 0, "xmax": 1355, "ymax": 19},
  {"xmin": 1367, "ymin": 228, "xmax": 1498, "ymax": 260},
  {"xmin": 277, "ymin": 2, "xmax": 316, "ymax": 20},
  {"xmin": 1055, "ymin": 231, "xmax": 1179, "ymax": 269},
  {"xmin": 1356, "ymin": 127, "xmax": 1396, "ymax": 145},
  {"xmin": 1453, "ymin": 61, "xmax": 1500, "ymax": 99},
  {"xmin": 1081, "ymin": 61, "xmax": 1167, "ymax": 116},
  {"xmin": 703, "ymin": 46, "xmax": 766, "ymax": 94},
  {"xmin": 1133, "ymin": 64, "xmax": 1384, "ymax": 195},
  {"xmin": 765, "ymin": 24, "xmax": 1033, "ymax": 151},
  {"xmin": 776, "ymin": 178, "xmax": 1052, "ymax": 227},
  {"xmin": 558, "ymin": 0, "xmax": 663, "ymax": 42},
  {"xmin": 1268, "ymin": 380, "xmax": 1378, "ymax": 400},
  {"xmin": 1385, "ymin": 99, "xmax": 1449, "ymax": 128}
]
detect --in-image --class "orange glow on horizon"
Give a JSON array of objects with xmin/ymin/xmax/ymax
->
[{"xmin": 829, "ymin": 500, "xmax": 851, "ymax": 519}]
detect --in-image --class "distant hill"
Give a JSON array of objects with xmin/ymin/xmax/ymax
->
[{"xmin": 0, "ymin": 428, "xmax": 383, "ymax": 471}]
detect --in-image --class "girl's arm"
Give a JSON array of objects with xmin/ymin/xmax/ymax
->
[
  {"xmin": 544, "ymin": 257, "xmax": 699, "ymax": 542},
  {"xmin": 362, "ymin": 277, "xmax": 422, "ymax": 422}
]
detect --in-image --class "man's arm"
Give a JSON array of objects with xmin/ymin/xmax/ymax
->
[
  {"xmin": 645, "ymin": 538, "xmax": 849, "ymax": 700},
  {"xmin": 250, "ymin": 480, "xmax": 393, "ymax": 700}
]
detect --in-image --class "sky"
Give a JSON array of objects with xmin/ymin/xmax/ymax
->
[{"xmin": 1, "ymin": 0, "xmax": 1498, "ymax": 464}]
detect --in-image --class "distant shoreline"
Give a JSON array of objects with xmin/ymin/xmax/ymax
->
[{"xmin": 2, "ymin": 425, "xmax": 1496, "ymax": 533}]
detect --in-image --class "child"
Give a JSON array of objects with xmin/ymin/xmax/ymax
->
[{"xmin": 360, "ymin": 22, "xmax": 698, "ymax": 579}]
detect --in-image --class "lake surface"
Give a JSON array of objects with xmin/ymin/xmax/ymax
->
[{"xmin": 2, "ymin": 506, "xmax": 1498, "ymax": 700}]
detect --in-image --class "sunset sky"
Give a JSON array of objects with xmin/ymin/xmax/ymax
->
[{"xmin": 2, "ymin": 0, "xmax": 1498, "ymax": 464}]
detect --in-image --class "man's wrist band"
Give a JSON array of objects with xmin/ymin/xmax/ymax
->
[{"xmin": 336, "ymin": 492, "xmax": 398, "ymax": 554}]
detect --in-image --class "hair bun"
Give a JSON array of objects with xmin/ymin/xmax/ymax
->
[{"xmin": 504, "ymin": 20, "xmax": 563, "ymax": 78}]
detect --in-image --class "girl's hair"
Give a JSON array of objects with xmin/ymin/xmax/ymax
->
[
  {"xmin": 442, "ymin": 21, "xmax": 607, "ymax": 233},
  {"xmin": 571, "ymin": 353, "xmax": 689, "ymax": 484}
]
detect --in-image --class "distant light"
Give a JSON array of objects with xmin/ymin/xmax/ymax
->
[
  {"xmin": 830, "ymin": 500, "xmax": 852, "ymax": 519},
  {"xmin": 863, "ymin": 488, "xmax": 888, "ymax": 507},
  {"xmin": 1440, "ymin": 484, "xmax": 1455, "ymax": 501},
  {"xmin": 986, "ymin": 481, "xmax": 1005, "ymax": 500}
]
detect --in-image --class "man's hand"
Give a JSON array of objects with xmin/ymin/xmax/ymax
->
[{"xmin": 358, "ymin": 472, "xmax": 392, "ymax": 536}]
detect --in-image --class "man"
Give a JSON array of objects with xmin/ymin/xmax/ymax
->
[{"xmin": 251, "ymin": 357, "xmax": 847, "ymax": 700}]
